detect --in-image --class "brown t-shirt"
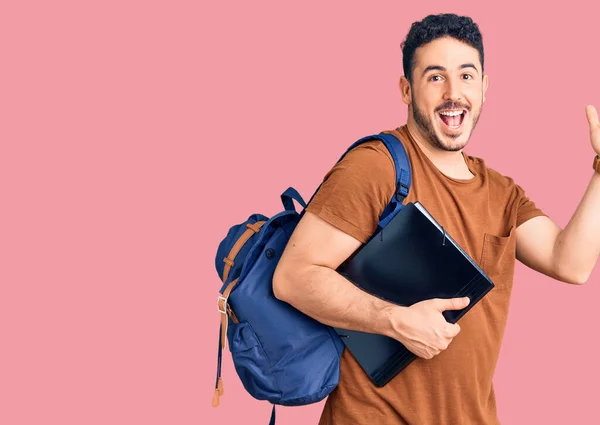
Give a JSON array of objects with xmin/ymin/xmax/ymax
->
[{"xmin": 305, "ymin": 125, "xmax": 546, "ymax": 425}]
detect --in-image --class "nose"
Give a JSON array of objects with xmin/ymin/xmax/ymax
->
[{"xmin": 443, "ymin": 78, "xmax": 462, "ymax": 103}]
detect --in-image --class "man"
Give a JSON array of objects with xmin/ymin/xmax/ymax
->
[{"xmin": 272, "ymin": 13, "xmax": 600, "ymax": 425}]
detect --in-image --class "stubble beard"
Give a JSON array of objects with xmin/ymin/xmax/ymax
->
[{"xmin": 411, "ymin": 94, "xmax": 482, "ymax": 152}]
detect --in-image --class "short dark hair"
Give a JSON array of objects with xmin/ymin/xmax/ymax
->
[{"xmin": 401, "ymin": 14, "xmax": 484, "ymax": 82}]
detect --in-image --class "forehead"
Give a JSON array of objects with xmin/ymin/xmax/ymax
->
[{"xmin": 413, "ymin": 37, "xmax": 481, "ymax": 74}]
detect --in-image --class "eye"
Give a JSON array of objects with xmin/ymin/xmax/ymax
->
[
  {"xmin": 462, "ymin": 74, "xmax": 474, "ymax": 80},
  {"xmin": 429, "ymin": 75, "xmax": 443, "ymax": 82}
]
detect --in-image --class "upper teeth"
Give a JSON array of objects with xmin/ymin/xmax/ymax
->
[{"xmin": 439, "ymin": 110, "xmax": 463, "ymax": 116}]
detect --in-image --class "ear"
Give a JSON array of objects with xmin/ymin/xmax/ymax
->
[
  {"xmin": 482, "ymin": 74, "xmax": 489, "ymax": 103},
  {"xmin": 399, "ymin": 76, "xmax": 412, "ymax": 105}
]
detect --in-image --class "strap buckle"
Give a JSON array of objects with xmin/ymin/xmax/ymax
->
[
  {"xmin": 217, "ymin": 296, "xmax": 228, "ymax": 315},
  {"xmin": 396, "ymin": 181, "xmax": 409, "ymax": 201}
]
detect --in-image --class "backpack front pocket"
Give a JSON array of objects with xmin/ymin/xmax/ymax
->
[{"xmin": 227, "ymin": 321, "xmax": 281, "ymax": 402}]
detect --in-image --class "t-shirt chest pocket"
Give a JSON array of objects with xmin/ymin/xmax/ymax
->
[{"xmin": 480, "ymin": 226, "xmax": 517, "ymax": 291}]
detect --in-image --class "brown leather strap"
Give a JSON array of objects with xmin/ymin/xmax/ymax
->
[
  {"xmin": 227, "ymin": 305, "xmax": 238, "ymax": 324},
  {"xmin": 218, "ymin": 221, "xmax": 265, "ymax": 353},
  {"xmin": 222, "ymin": 221, "xmax": 266, "ymax": 282},
  {"xmin": 246, "ymin": 222, "xmax": 262, "ymax": 233},
  {"xmin": 218, "ymin": 279, "xmax": 239, "ymax": 350}
]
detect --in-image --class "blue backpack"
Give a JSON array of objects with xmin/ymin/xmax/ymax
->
[{"xmin": 212, "ymin": 133, "xmax": 412, "ymax": 424}]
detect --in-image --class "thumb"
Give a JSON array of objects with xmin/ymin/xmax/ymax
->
[
  {"xmin": 435, "ymin": 297, "xmax": 470, "ymax": 312},
  {"xmin": 586, "ymin": 105, "xmax": 599, "ymax": 130}
]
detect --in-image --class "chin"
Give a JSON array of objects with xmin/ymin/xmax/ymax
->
[
  {"xmin": 438, "ymin": 140, "xmax": 468, "ymax": 152},
  {"xmin": 434, "ymin": 125, "xmax": 471, "ymax": 152}
]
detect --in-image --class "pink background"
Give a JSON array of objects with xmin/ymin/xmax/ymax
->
[{"xmin": 1, "ymin": 1, "xmax": 599, "ymax": 424}]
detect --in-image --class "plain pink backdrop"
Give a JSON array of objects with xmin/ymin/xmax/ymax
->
[{"xmin": 1, "ymin": 1, "xmax": 599, "ymax": 424}]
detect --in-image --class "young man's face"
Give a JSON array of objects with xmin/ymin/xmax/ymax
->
[{"xmin": 401, "ymin": 37, "xmax": 489, "ymax": 152}]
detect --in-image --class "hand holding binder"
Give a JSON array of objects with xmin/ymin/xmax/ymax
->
[{"xmin": 390, "ymin": 296, "xmax": 470, "ymax": 359}]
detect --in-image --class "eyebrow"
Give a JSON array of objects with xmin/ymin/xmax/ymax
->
[{"xmin": 422, "ymin": 63, "xmax": 479, "ymax": 76}]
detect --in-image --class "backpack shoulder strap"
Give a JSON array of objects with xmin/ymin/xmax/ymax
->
[
  {"xmin": 301, "ymin": 132, "xmax": 412, "ymax": 229},
  {"xmin": 356, "ymin": 133, "xmax": 411, "ymax": 205},
  {"xmin": 370, "ymin": 133, "xmax": 412, "ymax": 230}
]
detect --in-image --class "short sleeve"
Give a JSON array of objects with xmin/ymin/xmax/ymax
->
[
  {"xmin": 305, "ymin": 141, "xmax": 396, "ymax": 243},
  {"xmin": 515, "ymin": 184, "xmax": 547, "ymax": 228}
]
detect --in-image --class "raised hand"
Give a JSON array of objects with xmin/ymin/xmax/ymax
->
[{"xmin": 585, "ymin": 105, "xmax": 600, "ymax": 155}]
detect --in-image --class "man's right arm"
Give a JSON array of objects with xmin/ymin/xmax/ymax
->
[{"xmin": 272, "ymin": 210, "xmax": 470, "ymax": 360}]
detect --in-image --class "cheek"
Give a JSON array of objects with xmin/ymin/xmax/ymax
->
[
  {"xmin": 413, "ymin": 92, "xmax": 436, "ymax": 111},
  {"xmin": 416, "ymin": 89, "xmax": 444, "ymax": 111},
  {"xmin": 466, "ymin": 86, "xmax": 484, "ymax": 104}
]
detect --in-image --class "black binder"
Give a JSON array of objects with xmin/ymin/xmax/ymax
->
[{"xmin": 334, "ymin": 201, "xmax": 495, "ymax": 387}]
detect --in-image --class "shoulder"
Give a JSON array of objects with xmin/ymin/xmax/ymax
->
[
  {"xmin": 340, "ymin": 139, "xmax": 395, "ymax": 168},
  {"xmin": 322, "ymin": 138, "xmax": 396, "ymax": 187},
  {"xmin": 465, "ymin": 153, "xmax": 529, "ymax": 203},
  {"xmin": 304, "ymin": 135, "xmax": 399, "ymax": 243},
  {"xmin": 465, "ymin": 153, "xmax": 516, "ymax": 187}
]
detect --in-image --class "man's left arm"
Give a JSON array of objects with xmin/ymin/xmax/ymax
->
[{"xmin": 516, "ymin": 105, "xmax": 600, "ymax": 285}]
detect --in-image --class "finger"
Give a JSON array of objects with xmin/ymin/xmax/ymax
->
[
  {"xmin": 445, "ymin": 323, "xmax": 460, "ymax": 338},
  {"xmin": 436, "ymin": 338, "xmax": 450, "ymax": 351},
  {"xmin": 586, "ymin": 105, "xmax": 600, "ymax": 130},
  {"xmin": 437, "ymin": 296, "xmax": 470, "ymax": 311},
  {"xmin": 417, "ymin": 347, "xmax": 432, "ymax": 359},
  {"xmin": 425, "ymin": 349, "xmax": 437, "ymax": 359}
]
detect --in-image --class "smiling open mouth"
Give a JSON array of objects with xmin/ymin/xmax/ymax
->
[{"xmin": 438, "ymin": 110, "xmax": 466, "ymax": 131}]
